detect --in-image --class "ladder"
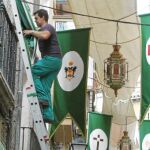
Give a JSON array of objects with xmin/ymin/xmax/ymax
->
[{"xmin": 10, "ymin": 0, "xmax": 50, "ymax": 149}]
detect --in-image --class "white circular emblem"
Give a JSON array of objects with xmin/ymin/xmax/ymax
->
[
  {"xmin": 57, "ymin": 51, "xmax": 84, "ymax": 91},
  {"xmin": 142, "ymin": 133, "xmax": 150, "ymax": 150},
  {"xmin": 89, "ymin": 129, "xmax": 108, "ymax": 150},
  {"xmin": 146, "ymin": 38, "xmax": 150, "ymax": 65}
]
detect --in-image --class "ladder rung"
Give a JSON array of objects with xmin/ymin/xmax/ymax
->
[
  {"xmin": 26, "ymin": 85, "xmax": 33, "ymax": 90},
  {"xmin": 27, "ymin": 93, "xmax": 37, "ymax": 97},
  {"xmin": 43, "ymin": 135, "xmax": 49, "ymax": 143}
]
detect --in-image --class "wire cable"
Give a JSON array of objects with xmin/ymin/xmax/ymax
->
[
  {"xmin": 22, "ymin": 0, "xmax": 150, "ymax": 27},
  {"xmin": 91, "ymin": 36, "xmax": 140, "ymax": 46},
  {"xmin": 23, "ymin": 0, "xmax": 141, "ymax": 46}
]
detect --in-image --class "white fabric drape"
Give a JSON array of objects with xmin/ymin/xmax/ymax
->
[{"xmin": 68, "ymin": 0, "xmax": 141, "ymax": 148}]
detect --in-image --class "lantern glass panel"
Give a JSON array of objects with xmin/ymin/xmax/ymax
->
[
  {"xmin": 113, "ymin": 63, "xmax": 119, "ymax": 78},
  {"xmin": 104, "ymin": 45, "xmax": 128, "ymax": 96}
]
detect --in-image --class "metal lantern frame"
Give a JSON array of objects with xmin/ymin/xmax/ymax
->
[
  {"xmin": 119, "ymin": 131, "xmax": 132, "ymax": 150},
  {"xmin": 104, "ymin": 45, "xmax": 128, "ymax": 96}
]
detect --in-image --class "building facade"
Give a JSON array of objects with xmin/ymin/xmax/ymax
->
[{"xmin": 0, "ymin": 0, "xmax": 23, "ymax": 149}]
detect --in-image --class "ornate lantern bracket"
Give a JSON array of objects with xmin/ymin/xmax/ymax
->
[{"xmin": 104, "ymin": 45, "xmax": 128, "ymax": 97}]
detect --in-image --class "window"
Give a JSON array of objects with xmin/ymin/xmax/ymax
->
[
  {"xmin": 55, "ymin": 21, "xmax": 75, "ymax": 31},
  {"xmin": 54, "ymin": 0, "xmax": 71, "ymax": 15}
]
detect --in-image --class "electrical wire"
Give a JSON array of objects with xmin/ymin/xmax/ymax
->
[
  {"xmin": 22, "ymin": 0, "xmax": 150, "ymax": 27},
  {"xmin": 23, "ymin": 0, "xmax": 142, "ymax": 46},
  {"xmin": 22, "ymin": 0, "xmax": 142, "ymax": 46},
  {"xmin": 128, "ymin": 65, "xmax": 140, "ymax": 73},
  {"xmin": 119, "ymin": 12, "xmax": 137, "ymax": 21},
  {"xmin": 90, "ymin": 40, "xmax": 113, "ymax": 46},
  {"xmin": 88, "ymin": 74, "xmax": 140, "ymax": 89},
  {"xmin": 91, "ymin": 36, "xmax": 140, "ymax": 46},
  {"xmin": 68, "ymin": 12, "xmax": 137, "ymax": 26},
  {"xmin": 88, "ymin": 77, "xmax": 110, "ymax": 89}
]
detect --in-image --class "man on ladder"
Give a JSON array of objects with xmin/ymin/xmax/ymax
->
[{"xmin": 24, "ymin": 9, "xmax": 62, "ymax": 124}]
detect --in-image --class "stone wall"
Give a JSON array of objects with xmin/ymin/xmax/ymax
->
[
  {"xmin": 2, "ymin": 0, "xmax": 14, "ymax": 23},
  {"xmin": 0, "ymin": 1, "xmax": 23, "ymax": 150}
]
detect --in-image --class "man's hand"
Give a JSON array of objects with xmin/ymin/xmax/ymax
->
[
  {"xmin": 23, "ymin": 30, "xmax": 34, "ymax": 36},
  {"xmin": 23, "ymin": 30, "xmax": 50, "ymax": 40}
]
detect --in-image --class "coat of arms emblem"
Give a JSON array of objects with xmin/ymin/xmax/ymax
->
[{"xmin": 64, "ymin": 61, "xmax": 77, "ymax": 81}]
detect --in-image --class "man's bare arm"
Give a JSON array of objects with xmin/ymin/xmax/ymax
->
[{"xmin": 23, "ymin": 30, "xmax": 51, "ymax": 40}]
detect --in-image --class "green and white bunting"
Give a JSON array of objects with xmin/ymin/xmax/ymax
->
[
  {"xmin": 140, "ymin": 120, "xmax": 150, "ymax": 150},
  {"xmin": 87, "ymin": 112, "xmax": 112, "ymax": 150},
  {"xmin": 50, "ymin": 28, "xmax": 91, "ymax": 137},
  {"xmin": 140, "ymin": 15, "xmax": 150, "ymax": 122}
]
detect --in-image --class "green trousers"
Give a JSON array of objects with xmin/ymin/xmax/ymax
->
[{"xmin": 32, "ymin": 55, "xmax": 62, "ymax": 122}]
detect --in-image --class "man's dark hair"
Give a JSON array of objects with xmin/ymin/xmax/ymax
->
[{"xmin": 34, "ymin": 9, "xmax": 49, "ymax": 21}]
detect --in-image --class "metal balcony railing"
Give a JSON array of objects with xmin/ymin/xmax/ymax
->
[{"xmin": 0, "ymin": 3, "xmax": 18, "ymax": 93}]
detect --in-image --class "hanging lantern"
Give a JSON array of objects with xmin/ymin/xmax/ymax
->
[
  {"xmin": 119, "ymin": 131, "xmax": 132, "ymax": 150},
  {"xmin": 104, "ymin": 45, "xmax": 128, "ymax": 97}
]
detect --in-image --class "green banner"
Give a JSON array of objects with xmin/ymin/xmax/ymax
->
[
  {"xmin": 140, "ymin": 120, "xmax": 150, "ymax": 150},
  {"xmin": 50, "ymin": 28, "xmax": 91, "ymax": 137},
  {"xmin": 16, "ymin": 0, "xmax": 35, "ymax": 30},
  {"xmin": 140, "ymin": 15, "xmax": 150, "ymax": 122},
  {"xmin": 87, "ymin": 112, "xmax": 112, "ymax": 150}
]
